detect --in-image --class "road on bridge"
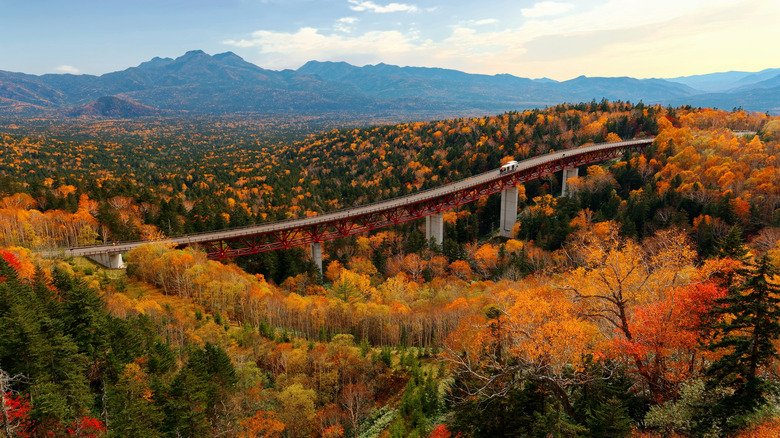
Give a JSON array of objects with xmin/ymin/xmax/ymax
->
[{"xmin": 53, "ymin": 137, "xmax": 654, "ymax": 259}]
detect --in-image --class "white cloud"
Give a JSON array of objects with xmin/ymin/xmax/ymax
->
[
  {"xmin": 521, "ymin": 2, "xmax": 574, "ymax": 18},
  {"xmin": 55, "ymin": 65, "xmax": 80, "ymax": 74},
  {"xmin": 224, "ymin": 39, "xmax": 256, "ymax": 48},
  {"xmin": 335, "ymin": 16, "xmax": 359, "ymax": 32},
  {"xmin": 348, "ymin": 0, "xmax": 418, "ymax": 13},
  {"xmin": 224, "ymin": 0, "xmax": 780, "ymax": 79},
  {"xmin": 224, "ymin": 27, "xmax": 429, "ymax": 69}
]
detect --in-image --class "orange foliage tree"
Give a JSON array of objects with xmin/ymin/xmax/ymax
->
[{"xmin": 240, "ymin": 410, "xmax": 285, "ymax": 438}]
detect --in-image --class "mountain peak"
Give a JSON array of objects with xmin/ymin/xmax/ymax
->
[
  {"xmin": 213, "ymin": 51, "xmax": 243, "ymax": 61},
  {"xmin": 183, "ymin": 49, "xmax": 207, "ymax": 57},
  {"xmin": 212, "ymin": 51, "xmax": 261, "ymax": 70},
  {"xmin": 300, "ymin": 60, "xmax": 354, "ymax": 68},
  {"xmin": 297, "ymin": 60, "xmax": 360, "ymax": 80},
  {"xmin": 138, "ymin": 56, "xmax": 174, "ymax": 69}
]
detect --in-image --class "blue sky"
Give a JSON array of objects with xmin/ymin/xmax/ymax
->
[{"xmin": 2, "ymin": 0, "xmax": 778, "ymax": 80}]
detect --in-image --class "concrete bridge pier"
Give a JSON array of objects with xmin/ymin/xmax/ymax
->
[
  {"xmin": 561, "ymin": 167, "xmax": 579, "ymax": 197},
  {"xmin": 500, "ymin": 186, "xmax": 519, "ymax": 238},
  {"xmin": 311, "ymin": 242, "xmax": 323, "ymax": 273},
  {"xmin": 87, "ymin": 252, "xmax": 125, "ymax": 269},
  {"xmin": 425, "ymin": 212, "xmax": 444, "ymax": 246}
]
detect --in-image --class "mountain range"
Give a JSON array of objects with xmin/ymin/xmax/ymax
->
[{"xmin": 1, "ymin": 50, "xmax": 778, "ymax": 119}]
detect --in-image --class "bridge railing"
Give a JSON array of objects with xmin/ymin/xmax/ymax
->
[{"xmin": 60, "ymin": 137, "xmax": 654, "ymax": 254}]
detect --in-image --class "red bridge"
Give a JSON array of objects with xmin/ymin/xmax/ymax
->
[{"xmin": 61, "ymin": 138, "xmax": 654, "ymax": 268}]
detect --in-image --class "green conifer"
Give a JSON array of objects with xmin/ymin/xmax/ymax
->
[{"xmin": 702, "ymin": 256, "xmax": 780, "ymax": 432}]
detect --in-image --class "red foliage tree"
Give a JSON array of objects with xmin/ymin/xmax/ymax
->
[
  {"xmin": 430, "ymin": 424, "xmax": 461, "ymax": 438},
  {"xmin": 0, "ymin": 251, "xmax": 22, "ymax": 283},
  {"xmin": 1, "ymin": 392, "xmax": 33, "ymax": 438},
  {"xmin": 66, "ymin": 416, "xmax": 106, "ymax": 437},
  {"xmin": 611, "ymin": 282, "xmax": 726, "ymax": 400}
]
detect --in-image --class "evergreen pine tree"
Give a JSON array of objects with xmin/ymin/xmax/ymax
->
[
  {"xmin": 379, "ymin": 347, "xmax": 392, "ymax": 368},
  {"xmin": 532, "ymin": 399, "xmax": 587, "ymax": 438},
  {"xmin": 718, "ymin": 226, "xmax": 749, "ymax": 260},
  {"xmin": 108, "ymin": 363, "xmax": 164, "ymax": 437},
  {"xmin": 584, "ymin": 397, "xmax": 632, "ymax": 438},
  {"xmin": 423, "ymin": 373, "xmax": 439, "ymax": 416},
  {"xmin": 702, "ymin": 256, "xmax": 780, "ymax": 432},
  {"xmin": 161, "ymin": 343, "xmax": 237, "ymax": 437}
]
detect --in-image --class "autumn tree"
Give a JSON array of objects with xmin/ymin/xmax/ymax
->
[
  {"xmin": 340, "ymin": 382, "xmax": 371, "ymax": 436},
  {"xmin": 560, "ymin": 224, "xmax": 699, "ymax": 400},
  {"xmin": 401, "ymin": 253, "xmax": 427, "ymax": 282},
  {"xmin": 448, "ymin": 260, "xmax": 473, "ymax": 281},
  {"xmin": 1, "ymin": 368, "xmax": 32, "ymax": 438},
  {"xmin": 322, "ymin": 424, "xmax": 345, "ymax": 438},
  {"xmin": 610, "ymin": 282, "xmax": 726, "ymax": 397},
  {"xmin": 240, "ymin": 410, "xmax": 285, "ymax": 438},
  {"xmin": 66, "ymin": 416, "xmax": 106, "ymax": 437},
  {"xmin": 330, "ymin": 269, "xmax": 373, "ymax": 304},
  {"xmin": 472, "ymin": 243, "xmax": 499, "ymax": 280},
  {"xmin": 276, "ymin": 384, "xmax": 316, "ymax": 438}
]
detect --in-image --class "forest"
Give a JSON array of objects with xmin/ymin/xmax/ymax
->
[{"xmin": 2, "ymin": 102, "xmax": 780, "ymax": 437}]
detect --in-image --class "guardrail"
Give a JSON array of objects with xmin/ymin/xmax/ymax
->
[{"xmin": 58, "ymin": 137, "xmax": 654, "ymax": 258}]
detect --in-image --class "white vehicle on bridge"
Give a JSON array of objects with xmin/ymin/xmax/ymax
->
[{"xmin": 499, "ymin": 160, "xmax": 519, "ymax": 174}]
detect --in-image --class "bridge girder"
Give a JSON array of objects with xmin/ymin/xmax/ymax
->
[
  {"xmin": 53, "ymin": 139, "xmax": 651, "ymax": 262},
  {"xmin": 201, "ymin": 142, "xmax": 646, "ymax": 260}
]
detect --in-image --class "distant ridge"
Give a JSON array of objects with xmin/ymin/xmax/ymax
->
[
  {"xmin": 666, "ymin": 68, "xmax": 780, "ymax": 92},
  {"xmin": 0, "ymin": 50, "xmax": 777, "ymax": 118}
]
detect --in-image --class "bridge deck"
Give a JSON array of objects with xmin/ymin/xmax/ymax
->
[{"xmin": 57, "ymin": 138, "xmax": 653, "ymax": 258}]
